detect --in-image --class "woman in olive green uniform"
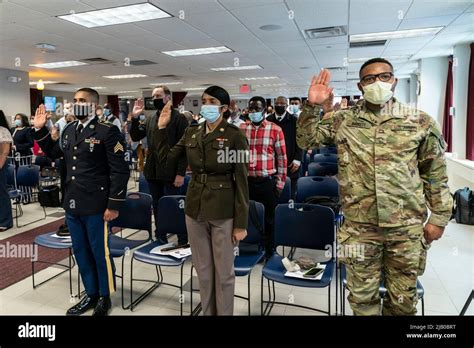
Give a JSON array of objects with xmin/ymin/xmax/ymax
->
[{"xmin": 155, "ymin": 86, "xmax": 249, "ymax": 315}]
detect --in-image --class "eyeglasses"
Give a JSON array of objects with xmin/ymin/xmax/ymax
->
[{"xmin": 360, "ymin": 72, "xmax": 394, "ymax": 85}]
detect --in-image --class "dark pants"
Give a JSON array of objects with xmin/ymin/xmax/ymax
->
[
  {"xmin": 66, "ymin": 213, "xmax": 116, "ymax": 297},
  {"xmin": 248, "ymin": 176, "xmax": 278, "ymax": 256},
  {"xmin": 0, "ymin": 165, "xmax": 13, "ymax": 229},
  {"xmin": 148, "ymin": 179, "xmax": 187, "ymax": 244}
]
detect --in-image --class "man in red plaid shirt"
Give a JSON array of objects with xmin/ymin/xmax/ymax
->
[{"xmin": 240, "ymin": 96, "xmax": 287, "ymax": 257}]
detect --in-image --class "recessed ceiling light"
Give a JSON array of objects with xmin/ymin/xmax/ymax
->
[
  {"xmin": 57, "ymin": 3, "xmax": 172, "ymax": 28},
  {"xmin": 162, "ymin": 46, "xmax": 232, "ymax": 57},
  {"xmin": 90, "ymin": 86, "xmax": 106, "ymax": 90},
  {"xmin": 350, "ymin": 27, "xmax": 443, "ymax": 43},
  {"xmin": 239, "ymin": 76, "xmax": 278, "ymax": 81},
  {"xmin": 103, "ymin": 74, "xmax": 147, "ymax": 79},
  {"xmin": 29, "ymin": 80, "xmax": 57, "ymax": 85},
  {"xmin": 118, "ymin": 96, "xmax": 136, "ymax": 99},
  {"xmin": 29, "ymin": 61, "xmax": 88, "ymax": 69},
  {"xmin": 211, "ymin": 65, "xmax": 262, "ymax": 72},
  {"xmin": 149, "ymin": 82, "xmax": 183, "ymax": 85},
  {"xmin": 259, "ymin": 24, "xmax": 282, "ymax": 31}
]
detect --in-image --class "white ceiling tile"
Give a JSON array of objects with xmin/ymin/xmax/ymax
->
[{"xmin": 404, "ymin": 0, "xmax": 473, "ymax": 18}]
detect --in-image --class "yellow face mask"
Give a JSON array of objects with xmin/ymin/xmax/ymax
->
[{"xmin": 362, "ymin": 81, "xmax": 394, "ymax": 105}]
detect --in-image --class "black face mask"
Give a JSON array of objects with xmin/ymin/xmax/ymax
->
[
  {"xmin": 275, "ymin": 105, "xmax": 286, "ymax": 115},
  {"xmin": 73, "ymin": 104, "xmax": 92, "ymax": 120},
  {"xmin": 153, "ymin": 98, "xmax": 165, "ymax": 110}
]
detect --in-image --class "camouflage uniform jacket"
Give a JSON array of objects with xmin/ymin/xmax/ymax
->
[{"xmin": 296, "ymin": 98, "xmax": 453, "ymax": 228}]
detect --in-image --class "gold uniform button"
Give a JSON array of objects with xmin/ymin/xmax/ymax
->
[
  {"xmin": 72, "ymin": 166, "xmax": 76, "ymax": 170},
  {"xmin": 71, "ymin": 176, "xmax": 76, "ymax": 180},
  {"xmin": 73, "ymin": 156, "xmax": 77, "ymax": 160},
  {"xmin": 73, "ymin": 146, "xmax": 77, "ymax": 150}
]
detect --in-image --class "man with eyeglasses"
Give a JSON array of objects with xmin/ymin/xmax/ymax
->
[{"xmin": 297, "ymin": 58, "xmax": 452, "ymax": 316}]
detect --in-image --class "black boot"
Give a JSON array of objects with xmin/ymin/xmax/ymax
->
[
  {"xmin": 92, "ymin": 296, "xmax": 112, "ymax": 316},
  {"xmin": 66, "ymin": 296, "xmax": 98, "ymax": 316}
]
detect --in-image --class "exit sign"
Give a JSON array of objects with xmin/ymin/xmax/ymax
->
[{"xmin": 240, "ymin": 84, "xmax": 251, "ymax": 93}]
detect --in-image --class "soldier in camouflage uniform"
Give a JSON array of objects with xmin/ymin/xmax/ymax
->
[{"xmin": 297, "ymin": 59, "xmax": 453, "ymax": 315}]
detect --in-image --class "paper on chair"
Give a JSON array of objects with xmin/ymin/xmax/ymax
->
[
  {"xmin": 150, "ymin": 243, "xmax": 192, "ymax": 259},
  {"xmin": 284, "ymin": 264, "xmax": 326, "ymax": 281}
]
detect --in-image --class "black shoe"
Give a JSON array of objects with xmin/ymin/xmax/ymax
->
[
  {"xmin": 66, "ymin": 296, "xmax": 98, "ymax": 316},
  {"xmin": 92, "ymin": 296, "xmax": 111, "ymax": 316},
  {"xmin": 157, "ymin": 236, "xmax": 168, "ymax": 245}
]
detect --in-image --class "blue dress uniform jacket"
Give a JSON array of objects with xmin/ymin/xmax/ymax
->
[{"xmin": 34, "ymin": 117, "xmax": 129, "ymax": 215}]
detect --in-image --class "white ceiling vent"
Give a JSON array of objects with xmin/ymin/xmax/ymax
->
[{"xmin": 302, "ymin": 26, "xmax": 347, "ymax": 40}]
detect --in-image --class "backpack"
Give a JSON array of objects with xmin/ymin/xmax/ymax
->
[
  {"xmin": 452, "ymin": 187, "xmax": 474, "ymax": 225},
  {"xmin": 302, "ymin": 196, "xmax": 341, "ymax": 216}
]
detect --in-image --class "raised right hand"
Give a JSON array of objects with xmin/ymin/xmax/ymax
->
[
  {"xmin": 308, "ymin": 69, "xmax": 334, "ymax": 105},
  {"xmin": 34, "ymin": 104, "xmax": 48, "ymax": 129},
  {"xmin": 132, "ymin": 98, "xmax": 145, "ymax": 118}
]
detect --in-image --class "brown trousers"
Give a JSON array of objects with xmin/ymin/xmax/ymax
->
[{"xmin": 186, "ymin": 214, "xmax": 235, "ymax": 315}]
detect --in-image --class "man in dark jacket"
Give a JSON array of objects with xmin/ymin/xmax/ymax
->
[
  {"xmin": 267, "ymin": 96, "xmax": 303, "ymax": 199},
  {"xmin": 130, "ymin": 86, "xmax": 188, "ymax": 244}
]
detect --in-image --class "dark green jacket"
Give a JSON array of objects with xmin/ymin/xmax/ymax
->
[{"xmin": 155, "ymin": 118, "xmax": 249, "ymax": 229}]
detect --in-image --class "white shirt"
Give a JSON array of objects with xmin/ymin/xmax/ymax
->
[
  {"xmin": 228, "ymin": 117, "xmax": 244, "ymax": 127},
  {"xmin": 76, "ymin": 115, "xmax": 95, "ymax": 132},
  {"xmin": 0, "ymin": 126, "xmax": 12, "ymax": 143},
  {"xmin": 275, "ymin": 112, "xmax": 287, "ymax": 122}
]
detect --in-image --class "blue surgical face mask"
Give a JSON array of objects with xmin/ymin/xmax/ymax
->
[
  {"xmin": 14, "ymin": 119, "xmax": 22, "ymax": 127},
  {"xmin": 249, "ymin": 111, "xmax": 264, "ymax": 123},
  {"xmin": 103, "ymin": 108, "xmax": 111, "ymax": 117},
  {"xmin": 289, "ymin": 105, "xmax": 300, "ymax": 114},
  {"xmin": 200, "ymin": 105, "xmax": 221, "ymax": 123},
  {"xmin": 139, "ymin": 114, "xmax": 145, "ymax": 121}
]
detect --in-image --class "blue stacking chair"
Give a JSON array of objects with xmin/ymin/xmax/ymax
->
[
  {"xmin": 15, "ymin": 165, "xmax": 46, "ymax": 227},
  {"xmin": 138, "ymin": 172, "xmax": 150, "ymax": 194},
  {"xmin": 129, "ymin": 195, "xmax": 189, "ymax": 314},
  {"xmin": 6, "ymin": 164, "xmax": 23, "ymax": 225},
  {"xmin": 261, "ymin": 203, "xmax": 336, "ymax": 315},
  {"xmin": 340, "ymin": 265, "xmax": 425, "ymax": 315},
  {"xmin": 295, "ymin": 176, "xmax": 339, "ymax": 203},
  {"xmin": 32, "ymin": 230, "xmax": 81, "ymax": 298},
  {"xmin": 313, "ymin": 153, "xmax": 338, "ymax": 163},
  {"xmin": 277, "ymin": 177, "xmax": 291, "ymax": 204},
  {"xmin": 108, "ymin": 192, "xmax": 153, "ymax": 309},
  {"xmin": 234, "ymin": 201, "xmax": 265, "ymax": 315},
  {"xmin": 319, "ymin": 146, "xmax": 337, "ymax": 154},
  {"xmin": 308, "ymin": 162, "xmax": 338, "ymax": 176}
]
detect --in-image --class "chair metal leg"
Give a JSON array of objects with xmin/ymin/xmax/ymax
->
[{"xmin": 247, "ymin": 271, "xmax": 251, "ymax": 316}]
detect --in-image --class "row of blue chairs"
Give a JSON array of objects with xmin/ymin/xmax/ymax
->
[{"xmin": 6, "ymin": 164, "xmax": 47, "ymax": 227}]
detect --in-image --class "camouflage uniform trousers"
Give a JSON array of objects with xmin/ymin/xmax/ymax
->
[{"xmin": 338, "ymin": 220, "xmax": 429, "ymax": 316}]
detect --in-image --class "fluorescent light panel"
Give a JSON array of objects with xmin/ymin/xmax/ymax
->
[
  {"xmin": 211, "ymin": 65, "xmax": 262, "ymax": 71},
  {"xmin": 29, "ymin": 61, "xmax": 88, "ymax": 69},
  {"xmin": 162, "ymin": 46, "xmax": 232, "ymax": 57},
  {"xmin": 115, "ymin": 90, "xmax": 139, "ymax": 93},
  {"xmin": 57, "ymin": 3, "xmax": 171, "ymax": 28},
  {"xmin": 182, "ymin": 87, "xmax": 205, "ymax": 91},
  {"xmin": 29, "ymin": 81, "xmax": 57, "ymax": 85},
  {"xmin": 103, "ymin": 74, "xmax": 147, "ymax": 79},
  {"xmin": 149, "ymin": 82, "xmax": 183, "ymax": 85},
  {"xmin": 350, "ymin": 27, "xmax": 443, "ymax": 42},
  {"xmin": 239, "ymin": 76, "xmax": 278, "ymax": 81},
  {"xmin": 348, "ymin": 55, "xmax": 412, "ymax": 63}
]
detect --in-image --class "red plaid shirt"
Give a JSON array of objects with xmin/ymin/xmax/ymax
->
[{"xmin": 240, "ymin": 119, "xmax": 287, "ymax": 191}]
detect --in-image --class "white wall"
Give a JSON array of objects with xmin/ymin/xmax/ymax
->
[
  {"xmin": 0, "ymin": 68, "xmax": 30, "ymax": 124},
  {"xmin": 418, "ymin": 57, "xmax": 449, "ymax": 127},
  {"xmin": 394, "ymin": 78, "xmax": 410, "ymax": 104},
  {"xmin": 452, "ymin": 43, "xmax": 470, "ymax": 160},
  {"xmin": 43, "ymin": 89, "xmax": 108, "ymax": 106}
]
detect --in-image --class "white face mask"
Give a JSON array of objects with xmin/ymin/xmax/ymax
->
[{"xmin": 362, "ymin": 81, "xmax": 394, "ymax": 105}]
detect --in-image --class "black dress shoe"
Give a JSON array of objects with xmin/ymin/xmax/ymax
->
[
  {"xmin": 66, "ymin": 296, "xmax": 98, "ymax": 316},
  {"xmin": 92, "ymin": 296, "xmax": 111, "ymax": 316}
]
